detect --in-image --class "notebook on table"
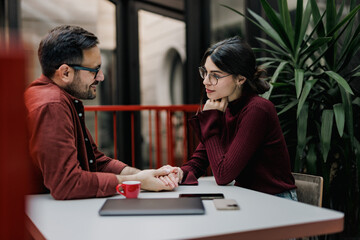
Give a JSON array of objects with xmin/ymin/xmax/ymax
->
[{"xmin": 99, "ymin": 198, "xmax": 205, "ymax": 216}]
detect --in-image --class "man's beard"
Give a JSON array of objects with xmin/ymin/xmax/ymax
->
[{"xmin": 64, "ymin": 74, "xmax": 96, "ymax": 100}]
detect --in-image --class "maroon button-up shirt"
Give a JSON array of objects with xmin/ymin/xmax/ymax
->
[{"xmin": 25, "ymin": 75, "xmax": 127, "ymax": 200}]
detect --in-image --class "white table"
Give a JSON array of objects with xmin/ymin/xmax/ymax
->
[{"xmin": 26, "ymin": 177, "xmax": 344, "ymax": 240}]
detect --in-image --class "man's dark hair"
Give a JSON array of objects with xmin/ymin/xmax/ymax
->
[{"xmin": 38, "ymin": 25, "xmax": 99, "ymax": 78}]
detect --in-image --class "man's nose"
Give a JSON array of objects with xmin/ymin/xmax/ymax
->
[{"xmin": 96, "ymin": 69, "xmax": 105, "ymax": 81}]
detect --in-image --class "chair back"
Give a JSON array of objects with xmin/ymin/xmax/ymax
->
[{"xmin": 292, "ymin": 173, "xmax": 323, "ymax": 207}]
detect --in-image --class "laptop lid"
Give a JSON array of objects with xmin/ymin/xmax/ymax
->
[{"xmin": 99, "ymin": 198, "xmax": 205, "ymax": 216}]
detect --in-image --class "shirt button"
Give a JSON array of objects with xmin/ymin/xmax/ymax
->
[
  {"xmin": 79, "ymin": 113, "xmax": 83, "ymax": 117},
  {"xmin": 85, "ymin": 138, "xmax": 88, "ymax": 141},
  {"xmin": 74, "ymin": 100, "xmax": 79, "ymax": 103},
  {"xmin": 89, "ymin": 159, "xmax": 94, "ymax": 164}
]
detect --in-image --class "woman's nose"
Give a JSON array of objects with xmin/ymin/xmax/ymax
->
[{"xmin": 202, "ymin": 74, "xmax": 211, "ymax": 85}]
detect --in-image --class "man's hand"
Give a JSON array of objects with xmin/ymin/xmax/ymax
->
[{"xmin": 203, "ymin": 97, "xmax": 228, "ymax": 112}]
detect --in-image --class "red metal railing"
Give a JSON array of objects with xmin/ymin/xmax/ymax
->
[{"xmin": 84, "ymin": 105, "xmax": 199, "ymax": 168}]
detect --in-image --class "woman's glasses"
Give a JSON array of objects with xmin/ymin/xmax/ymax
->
[{"xmin": 198, "ymin": 66, "xmax": 232, "ymax": 86}]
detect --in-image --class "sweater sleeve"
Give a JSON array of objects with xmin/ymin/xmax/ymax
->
[
  {"xmin": 28, "ymin": 102, "xmax": 120, "ymax": 200},
  {"xmin": 180, "ymin": 142, "xmax": 209, "ymax": 185},
  {"xmin": 194, "ymin": 105, "xmax": 269, "ymax": 185}
]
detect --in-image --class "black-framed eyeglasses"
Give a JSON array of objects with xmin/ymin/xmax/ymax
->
[
  {"xmin": 198, "ymin": 66, "xmax": 232, "ymax": 86},
  {"xmin": 68, "ymin": 64, "xmax": 100, "ymax": 79}
]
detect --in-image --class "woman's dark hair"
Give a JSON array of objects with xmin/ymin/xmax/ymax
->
[
  {"xmin": 38, "ymin": 25, "xmax": 99, "ymax": 78},
  {"xmin": 200, "ymin": 36, "xmax": 270, "ymax": 94}
]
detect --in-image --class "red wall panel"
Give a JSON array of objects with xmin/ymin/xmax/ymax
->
[{"xmin": 0, "ymin": 43, "xmax": 30, "ymax": 239}]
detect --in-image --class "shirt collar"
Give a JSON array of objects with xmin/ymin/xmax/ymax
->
[{"xmin": 39, "ymin": 74, "xmax": 83, "ymax": 104}]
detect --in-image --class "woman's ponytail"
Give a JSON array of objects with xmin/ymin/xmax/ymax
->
[{"xmin": 244, "ymin": 67, "xmax": 270, "ymax": 94}]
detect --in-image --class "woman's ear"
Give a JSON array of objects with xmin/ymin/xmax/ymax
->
[{"xmin": 237, "ymin": 76, "xmax": 247, "ymax": 86}]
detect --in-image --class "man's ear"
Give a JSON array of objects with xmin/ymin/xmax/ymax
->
[{"xmin": 57, "ymin": 64, "xmax": 73, "ymax": 84}]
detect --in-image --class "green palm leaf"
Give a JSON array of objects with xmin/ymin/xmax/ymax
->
[
  {"xmin": 300, "ymin": 37, "xmax": 332, "ymax": 59},
  {"xmin": 325, "ymin": 71, "xmax": 354, "ymax": 95},
  {"xmin": 295, "ymin": 0, "xmax": 312, "ymax": 51},
  {"xmin": 306, "ymin": 143, "xmax": 317, "ymax": 174},
  {"xmin": 295, "ymin": 102, "xmax": 308, "ymax": 171},
  {"xmin": 353, "ymin": 72, "xmax": 360, "ymax": 77},
  {"xmin": 320, "ymin": 109, "xmax": 334, "ymax": 162},
  {"xmin": 295, "ymin": 69, "xmax": 304, "ymax": 99},
  {"xmin": 260, "ymin": 0, "xmax": 293, "ymax": 52},
  {"xmin": 297, "ymin": 79, "xmax": 318, "ymax": 117},
  {"xmin": 220, "ymin": 5, "xmax": 288, "ymax": 51},
  {"xmin": 256, "ymin": 37, "xmax": 288, "ymax": 56},
  {"xmin": 248, "ymin": 9, "xmax": 288, "ymax": 51},
  {"xmin": 278, "ymin": 0, "xmax": 294, "ymax": 47},
  {"xmin": 310, "ymin": 0, "xmax": 325, "ymax": 37},
  {"xmin": 333, "ymin": 103, "xmax": 345, "ymax": 137},
  {"xmin": 325, "ymin": 0, "xmax": 336, "ymax": 35},
  {"xmin": 340, "ymin": 87, "xmax": 355, "ymax": 146},
  {"xmin": 327, "ymin": 4, "xmax": 360, "ymax": 36},
  {"xmin": 278, "ymin": 99, "xmax": 298, "ymax": 116},
  {"xmin": 262, "ymin": 61, "xmax": 288, "ymax": 99}
]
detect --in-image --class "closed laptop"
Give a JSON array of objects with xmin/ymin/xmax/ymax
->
[{"xmin": 99, "ymin": 198, "xmax": 205, "ymax": 216}]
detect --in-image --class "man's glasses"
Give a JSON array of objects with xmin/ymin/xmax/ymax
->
[
  {"xmin": 68, "ymin": 64, "xmax": 100, "ymax": 79},
  {"xmin": 198, "ymin": 66, "xmax": 232, "ymax": 86}
]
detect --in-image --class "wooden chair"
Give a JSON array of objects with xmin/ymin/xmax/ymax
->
[{"xmin": 292, "ymin": 173, "xmax": 323, "ymax": 207}]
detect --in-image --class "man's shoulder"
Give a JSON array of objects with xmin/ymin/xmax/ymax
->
[{"xmin": 25, "ymin": 77, "xmax": 70, "ymax": 112}]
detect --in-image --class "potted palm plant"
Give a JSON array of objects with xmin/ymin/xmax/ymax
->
[{"xmin": 223, "ymin": 0, "xmax": 360, "ymax": 238}]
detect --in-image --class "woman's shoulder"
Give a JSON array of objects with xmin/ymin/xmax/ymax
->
[
  {"xmin": 247, "ymin": 94, "xmax": 274, "ymax": 108},
  {"xmin": 241, "ymin": 95, "xmax": 279, "ymax": 119}
]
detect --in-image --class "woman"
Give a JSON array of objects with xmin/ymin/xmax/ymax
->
[{"xmin": 163, "ymin": 36, "xmax": 297, "ymax": 200}]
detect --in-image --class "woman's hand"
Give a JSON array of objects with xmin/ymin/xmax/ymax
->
[
  {"xmin": 203, "ymin": 97, "xmax": 228, "ymax": 112},
  {"xmin": 158, "ymin": 165, "xmax": 183, "ymax": 184}
]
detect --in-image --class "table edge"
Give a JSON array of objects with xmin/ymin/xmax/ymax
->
[
  {"xmin": 191, "ymin": 216, "xmax": 344, "ymax": 240},
  {"xmin": 25, "ymin": 214, "xmax": 46, "ymax": 240}
]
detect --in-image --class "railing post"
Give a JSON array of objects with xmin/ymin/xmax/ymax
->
[
  {"xmin": 113, "ymin": 111, "xmax": 117, "ymax": 159},
  {"xmin": 94, "ymin": 111, "xmax": 98, "ymax": 146},
  {"xmin": 155, "ymin": 111, "xmax": 162, "ymax": 168},
  {"xmin": 167, "ymin": 110, "xmax": 174, "ymax": 166},
  {"xmin": 148, "ymin": 110, "xmax": 153, "ymax": 169},
  {"xmin": 130, "ymin": 112, "xmax": 135, "ymax": 167},
  {"xmin": 182, "ymin": 112, "xmax": 188, "ymax": 165}
]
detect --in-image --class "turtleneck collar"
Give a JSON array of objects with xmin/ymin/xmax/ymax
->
[{"xmin": 227, "ymin": 92, "xmax": 256, "ymax": 116}]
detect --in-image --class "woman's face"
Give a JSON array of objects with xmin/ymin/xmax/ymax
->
[{"xmin": 202, "ymin": 56, "xmax": 241, "ymax": 101}]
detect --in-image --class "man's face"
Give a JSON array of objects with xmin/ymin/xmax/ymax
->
[{"xmin": 65, "ymin": 46, "xmax": 104, "ymax": 99}]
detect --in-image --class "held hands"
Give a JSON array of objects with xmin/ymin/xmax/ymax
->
[
  {"xmin": 133, "ymin": 168, "xmax": 177, "ymax": 192},
  {"xmin": 203, "ymin": 97, "xmax": 228, "ymax": 112},
  {"xmin": 158, "ymin": 165, "xmax": 183, "ymax": 185}
]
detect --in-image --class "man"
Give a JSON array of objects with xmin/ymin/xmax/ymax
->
[{"xmin": 25, "ymin": 25, "xmax": 177, "ymax": 200}]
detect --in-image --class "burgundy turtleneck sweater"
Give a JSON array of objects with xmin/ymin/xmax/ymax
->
[{"xmin": 181, "ymin": 93, "xmax": 296, "ymax": 195}]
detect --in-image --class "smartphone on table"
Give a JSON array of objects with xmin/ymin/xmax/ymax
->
[
  {"xmin": 179, "ymin": 193, "xmax": 225, "ymax": 200},
  {"xmin": 213, "ymin": 199, "xmax": 240, "ymax": 210}
]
